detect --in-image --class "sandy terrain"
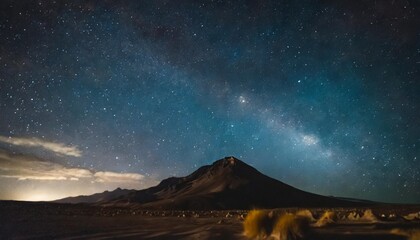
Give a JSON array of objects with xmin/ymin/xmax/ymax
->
[{"xmin": 1, "ymin": 201, "xmax": 419, "ymax": 240}]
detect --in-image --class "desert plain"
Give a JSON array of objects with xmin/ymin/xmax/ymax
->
[{"xmin": 1, "ymin": 201, "xmax": 420, "ymax": 240}]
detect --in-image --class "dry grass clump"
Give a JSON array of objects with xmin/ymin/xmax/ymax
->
[
  {"xmin": 314, "ymin": 210, "xmax": 336, "ymax": 227},
  {"xmin": 346, "ymin": 209, "xmax": 378, "ymax": 222},
  {"xmin": 404, "ymin": 212, "xmax": 420, "ymax": 221},
  {"xmin": 243, "ymin": 210, "xmax": 314, "ymax": 240},
  {"xmin": 391, "ymin": 228, "xmax": 420, "ymax": 240},
  {"xmin": 243, "ymin": 209, "xmax": 277, "ymax": 239},
  {"xmin": 273, "ymin": 213, "xmax": 312, "ymax": 240},
  {"xmin": 347, "ymin": 211, "xmax": 360, "ymax": 221},
  {"xmin": 295, "ymin": 209, "xmax": 316, "ymax": 222},
  {"xmin": 360, "ymin": 209, "xmax": 378, "ymax": 222}
]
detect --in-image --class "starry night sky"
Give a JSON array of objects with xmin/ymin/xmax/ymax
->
[{"xmin": 0, "ymin": 1, "xmax": 419, "ymax": 203}]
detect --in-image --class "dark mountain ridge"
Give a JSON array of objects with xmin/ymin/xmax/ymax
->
[
  {"xmin": 55, "ymin": 188, "xmax": 136, "ymax": 204},
  {"xmin": 57, "ymin": 157, "xmax": 370, "ymax": 210}
]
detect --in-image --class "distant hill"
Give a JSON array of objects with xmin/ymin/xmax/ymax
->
[
  {"xmin": 55, "ymin": 188, "xmax": 136, "ymax": 204},
  {"xmin": 55, "ymin": 157, "xmax": 370, "ymax": 209}
]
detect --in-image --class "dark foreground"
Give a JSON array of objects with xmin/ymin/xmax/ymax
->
[{"xmin": 1, "ymin": 201, "xmax": 419, "ymax": 240}]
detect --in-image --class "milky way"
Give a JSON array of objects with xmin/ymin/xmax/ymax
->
[{"xmin": 0, "ymin": 1, "xmax": 418, "ymax": 203}]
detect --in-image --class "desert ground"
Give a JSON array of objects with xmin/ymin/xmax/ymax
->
[{"xmin": 1, "ymin": 201, "xmax": 420, "ymax": 240}]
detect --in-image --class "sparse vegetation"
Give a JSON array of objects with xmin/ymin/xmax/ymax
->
[{"xmin": 241, "ymin": 207, "xmax": 420, "ymax": 240}]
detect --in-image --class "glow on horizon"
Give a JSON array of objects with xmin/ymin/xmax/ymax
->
[{"xmin": 15, "ymin": 192, "xmax": 62, "ymax": 202}]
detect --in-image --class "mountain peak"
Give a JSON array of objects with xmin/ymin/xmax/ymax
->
[
  {"xmin": 210, "ymin": 156, "xmax": 239, "ymax": 169},
  {"xmin": 206, "ymin": 156, "xmax": 260, "ymax": 179},
  {"xmin": 216, "ymin": 156, "xmax": 239, "ymax": 166}
]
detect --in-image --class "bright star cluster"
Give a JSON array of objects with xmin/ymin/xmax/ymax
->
[{"xmin": 0, "ymin": 1, "xmax": 418, "ymax": 203}]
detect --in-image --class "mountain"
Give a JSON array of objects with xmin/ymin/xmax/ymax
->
[
  {"xmin": 55, "ymin": 188, "xmax": 136, "ymax": 204},
  {"xmin": 57, "ymin": 156, "xmax": 366, "ymax": 210}
]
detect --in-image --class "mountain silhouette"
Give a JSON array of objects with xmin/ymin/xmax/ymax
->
[
  {"xmin": 55, "ymin": 188, "xmax": 136, "ymax": 204},
  {"xmin": 57, "ymin": 157, "xmax": 368, "ymax": 209}
]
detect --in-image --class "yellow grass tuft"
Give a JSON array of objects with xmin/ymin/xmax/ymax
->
[
  {"xmin": 347, "ymin": 211, "xmax": 360, "ymax": 221},
  {"xmin": 295, "ymin": 209, "xmax": 316, "ymax": 222},
  {"xmin": 391, "ymin": 228, "xmax": 420, "ymax": 240},
  {"xmin": 273, "ymin": 213, "xmax": 311, "ymax": 240},
  {"xmin": 314, "ymin": 210, "xmax": 336, "ymax": 227},
  {"xmin": 404, "ymin": 212, "xmax": 420, "ymax": 221},
  {"xmin": 243, "ymin": 209, "xmax": 276, "ymax": 239},
  {"xmin": 347, "ymin": 209, "xmax": 378, "ymax": 222},
  {"xmin": 360, "ymin": 209, "xmax": 378, "ymax": 222}
]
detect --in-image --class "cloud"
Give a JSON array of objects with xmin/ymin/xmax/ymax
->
[
  {"xmin": 94, "ymin": 171, "xmax": 144, "ymax": 183},
  {"xmin": 0, "ymin": 151, "xmax": 144, "ymax": 184},
  {"xmin": 0, "ymin": 136, "xmax": 82, "ymax": 157},
  {"xmin": 0, "ymin": 150, "xmax": 158, "ymax": 201}
]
